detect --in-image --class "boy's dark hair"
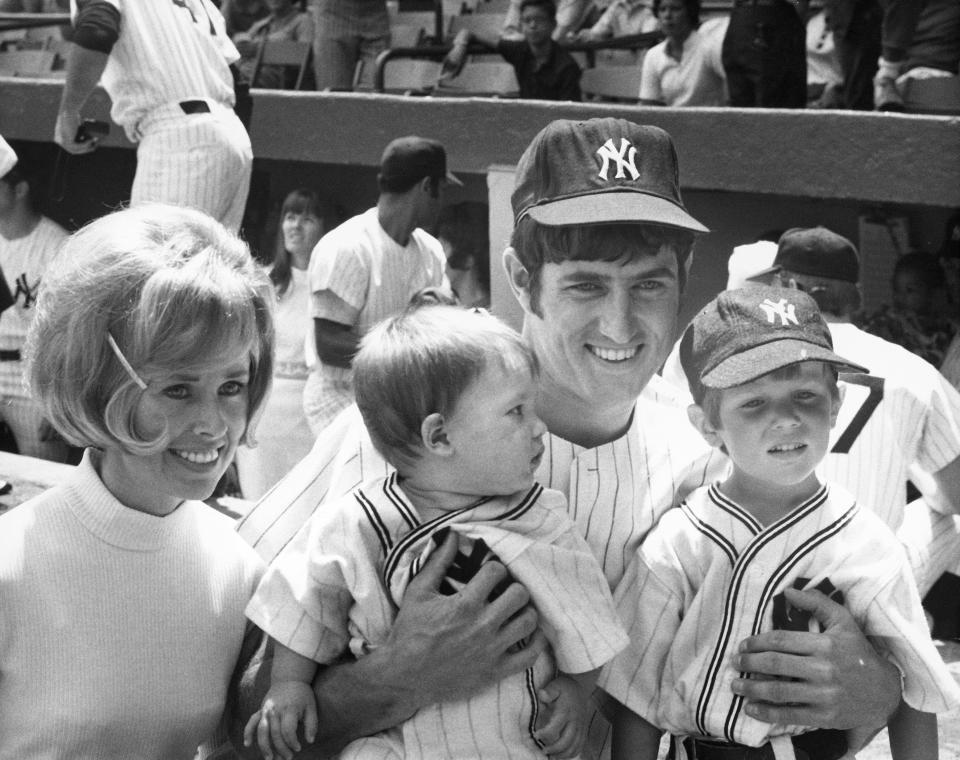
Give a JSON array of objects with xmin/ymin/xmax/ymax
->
[
  {"xmin": 652, "ymin": 0, "xmax": 701, "ymax": 28},
  {"xmin": 519, "ymin": 0, "xmax": 557, "ymax": 20}
]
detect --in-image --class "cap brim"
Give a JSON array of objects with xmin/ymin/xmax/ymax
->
[
  {"xmin": 745, "ymin": 264, "xmax": 782, "ymax": 282},
  {"xmin": 522, "ymin": 191, "xmax": 708, "ymax": 233},
  {"xmin": 445, "ymin": 170, "xmax": 463, "ymax": 187},
  {"xmin": 702, "ymin": 339, "xmax": 869, "ymax": 388}
]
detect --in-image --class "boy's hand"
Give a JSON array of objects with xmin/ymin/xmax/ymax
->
[
  {"xmin": 534, "ymin": 674, "xmax": 589, "ymax": 758},
  {"xmin": 242, "ymin": 680, "xmax": 318, "ymax": 760}
]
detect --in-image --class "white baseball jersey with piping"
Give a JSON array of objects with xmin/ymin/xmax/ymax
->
[
  {"xmin": 303, "ymin": 208, "xmax": 448, "ymax": 435},
  {"xmin": 600, "ymin": 483, "xmax": 960, "ymax": 748},
  {"xmin": 239, "ymin": 374, "xmax": 723, "ymax": 589},
  {"xmin": 70, "ymin": 0, "xmax": 252, "ymax": 232},
  {"xmin": 824, "ymin": 322, "xmax": 960, "ymax": 592},
  {"xmin": 245, "ymin": 475, "xmax": 628, "ymax": 759},
  {"xmin": 0, "ymin": 216, "xmax": 68, "ymax": 460}
]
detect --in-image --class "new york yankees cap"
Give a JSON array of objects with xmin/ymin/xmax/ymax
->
[
  {"xmin": 379, "ymin": 136, "xmax": 463, "ymax": 189},
  {"xmin": 510, "ymin": 118, "xmax": 707, "ymax": 232},
  {"xmin": 680, "ymin": 286, "xmax": 867, "ymax": 398},
  {"xmin": 0, "ymin": 136, "xmax": 16, "ymax": 180},
  {"xmin": 750, "ymin": 226, "xmax": 860, "ymax": 284}
]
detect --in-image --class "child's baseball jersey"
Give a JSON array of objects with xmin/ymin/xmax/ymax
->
[
  {"xmin": 600, "ymin": 482, "xmax": 960, "ymax": 748},
  {"xmin": 246, "ymin": 475, "xmax": 629, "ymax": 759}
]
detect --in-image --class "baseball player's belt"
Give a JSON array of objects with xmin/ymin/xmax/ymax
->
[
  {"xmin": 677, "ymin": 729, "xmax": 847, "ymax": 760},
  {"xmin": 180, "ymin": 100, "xmax": 211, "ymax": 115},
  {"xmin": 0, "ymin": 350, "xmax": 21, "ymax": 361}
]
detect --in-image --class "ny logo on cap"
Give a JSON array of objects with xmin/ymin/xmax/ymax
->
[
  {"xmin": 758, "ymin": 298, "xmax": 799, "ymax": 326},
  {"xmin": 596, "ymin": 138, "xmax": 639, "ymax": 181}
]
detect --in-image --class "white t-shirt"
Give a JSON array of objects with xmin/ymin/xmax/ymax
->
[{"xmin": 639, "ymin": 18, "xmax": 727, "ymax": 106}]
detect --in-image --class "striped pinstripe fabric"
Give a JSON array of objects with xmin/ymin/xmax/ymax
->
[
  {"xmin": 72, "ymin": 0, "xmax": 253, "ymax": 231},
  {"xmin": 78, "ymin": 0, "xmax": 238, "ymax": 132},
  {"xmin": 245, "ymin": 474, "xmax": 628, "ymax": 759},
  {"xmin": 0, "ymin": 216, "xmax": 69, "ymax": 460},
  {"xmin": 303, "ymin": 208, "xmax": 448, "ymax": 433},
  {"xmin": 239, "ymin": 378, "xmax": 723, "ymax": 591},
  {"xmin": 600, "ymin": 483, "xmax": 960, "ymax": 749}
]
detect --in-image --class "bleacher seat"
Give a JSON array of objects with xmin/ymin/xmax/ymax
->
[
  {"xmin": 381, "ymin": 57, "xmax": 443, "ymax": 93},
  {"xmin": 251, "ymin": 39, "xmax": 312, "ymax": 90},
  {"xmin": 901, "ymin": 74, "xmax": 960, "ymax": 115},
  {"xmin": 434, "ymin": 60, "xmax": 518, "ymax": 96},
  {"xmin": 579, "ymin": 64, "xmax": 640, "ymax": 102}
]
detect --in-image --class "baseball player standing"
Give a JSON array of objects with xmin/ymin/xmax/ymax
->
[
  {"xmin": 756, "ymin": 227, "xmax": 960, "ymax": 597},
  {"xmin": 0, "ymin": 142, "xmax": 69, "ymax": 462},
  {"xmin": 54, "ymin": 0, "xmax": 253, "ymax": 233},
  {"xmin": 230, "ymin": 119, "xmax": 904, "ymax": 759}
]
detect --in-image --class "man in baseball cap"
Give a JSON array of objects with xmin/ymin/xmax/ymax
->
[
  {"xmin": 301, "ymin": 135, "xmax": 455, "ymax": 434},
  {"xmin": 235, "ymin": 119, "xmax": 905, "ymax": 759},
  {"xmin": 378, "ymin": 136, "xmax": 463, "ymax": 191}
]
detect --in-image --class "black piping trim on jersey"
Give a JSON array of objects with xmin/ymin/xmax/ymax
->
[
  {"xmin": 381, "ymin": 483, "xmax": 544, "ymax": 590},
  {"xmin": 355, "ymin": 489, "xmax": 394, "ymax": 557},
  {"xmin": 708, "ymin": 484, "xmax": 764, "ymax": 535},
  {"xmin": 381, "ymin": 472, "xmax": 420, "ymax": 531},
  {"xmin": 679, "ymin": 498, "xmax": 738, "ymax": 567},
  {"xmin": 527, "ymin": 664, "xmax": 544, "ymax": 749},
  {"xmin": 693, "ymin": 484, "xmax": 830, "ymax": 737},
  {"xmin": 724, "ymin": 496, "xmax": 859, "ymax": 740}
]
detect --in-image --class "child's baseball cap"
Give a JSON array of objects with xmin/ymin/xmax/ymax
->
[
  {"xmin": 680, "ymin": 286, "xmax": 868, "ymax": 399},
  {"xmin": 510, "ymin": 118, "xmax": 708, "ymax": 232}
]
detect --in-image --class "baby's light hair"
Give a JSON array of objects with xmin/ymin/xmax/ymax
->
[
  {"xmin": 24, "ymin": 203, "xmax": 275, "ymax": 454},
  {"xmin": 353, "ymin": 305, "xmax": 537, "ymax": 469}
]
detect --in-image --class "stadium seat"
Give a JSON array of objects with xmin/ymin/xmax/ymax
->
[
  {"xmin": 251, "ymin": 39, "xmax": 313, "ymax": 90},
  {"xmin": 381, "ymin": 57, "xmax": 443, "ymax": 93},
  {"xmin": 434, "ymin": 60, "xmax": 519, "ymax": 96},
  {"xmin": 579, "ymin": 64, "xmax": 640, "ymax": 102}
]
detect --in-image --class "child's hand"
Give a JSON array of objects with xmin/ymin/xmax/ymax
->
[
  {"xmin": 534, "ymin": 674, "xmax": 590, "ymax": 758},
  {"xmin": 242, "ymin": 680, "xmax": 318, "ymax": 760}
]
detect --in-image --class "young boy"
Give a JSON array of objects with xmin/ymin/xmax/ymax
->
[
  {"xmin": 601, "ymin": 286, "xmax": 960, "ymax": 760},
  {"xmin": 243, "ymin": 304, "xmax": 628, "ymax": 759},
  {"xmin": 442, "ymin": 0, "xmax": 582, "ymax": 101}
]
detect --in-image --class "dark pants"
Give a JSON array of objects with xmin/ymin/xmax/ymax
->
[
  {"xmin": 722, "ymin": 0, "xmax": 807, "ymax": 108},
  {"xmin": 831, "ymin": 0, "xmax": 883, "ymax": 109}
]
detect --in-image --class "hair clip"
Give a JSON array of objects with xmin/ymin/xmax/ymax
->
[{"xmin": 106, "ymin": 333, "xmax": 148, "ymax": 390}]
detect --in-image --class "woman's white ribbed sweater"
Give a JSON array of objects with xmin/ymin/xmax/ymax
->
[{"xmin": 0, "ymin": 449, "xmax": 264, "ymax": 759}]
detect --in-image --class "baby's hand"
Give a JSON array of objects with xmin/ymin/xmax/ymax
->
[
  {"xmin": 242, "ymin": 680, "xmax": 318, "ymax": 760},
  {"xmin": 534, "ymin": 674, "xmax": 590, "ymax": 758}
]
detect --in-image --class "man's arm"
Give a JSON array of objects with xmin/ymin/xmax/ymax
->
[
  {"xmin": 731, "ymin": 587, "xmax": 901, "ymax": 730},
  {"xmin": 232, "ymin": 533, "xmax": 545, "ymax": 758},
  {"xmin": 313, "ymin": 318, "xmax": 360, "ymax": 369},
  {"xmin": 441, "ymin": 28, "xmax": 501, "ymax": 78},
  {"xmin": 928, "ymin": 454, "xmax": 960, "ymax": 515},
  {"xmin": 55, "ymin": 1, "xmax": 119, "ymax": 154}
]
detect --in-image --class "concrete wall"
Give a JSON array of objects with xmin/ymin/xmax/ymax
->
[{"xmin": 3, "ymin": 78, "xmax": 958, "ymax": 327}]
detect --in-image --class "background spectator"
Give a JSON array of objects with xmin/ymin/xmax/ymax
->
[
  {"xmin": 307, "ymin": 0, "xmax": 389, "ymax": 90},
  {"xmin": 444, "ymin": 0, "xmax": 582, "ymax": 101},
  {"xmin": 721, "ymin": 0, "xmax": 807, "ymax": 107},
  {"xmin": 502, "ymin": 0, "xmax": 593, "ymax": 40},
  {"xmin": 234, "ymin": 0, "xmax": 315, "ymax": 89},
  {"xmin": 639, "ymin": 0, "xmax": 726, "ymax": 106},
  {"xmin": 569, "ymin": 0, "xmax": 659, "ymax": 64},
  {"xmin": 220, "ymin": 0, "xmax": 270, "ymax": 37},
  {"xmin": 235, "ymin": 188, "xmax": 336, "ymax": 500}
]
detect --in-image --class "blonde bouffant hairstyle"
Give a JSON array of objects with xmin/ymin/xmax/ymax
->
[{"xmin": 24, "ymin": 203, "xmax": 275, "ymax": 454}]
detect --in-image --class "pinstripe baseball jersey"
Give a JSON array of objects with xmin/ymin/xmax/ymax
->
[
  {"xmin": 303, "ymin": 208, "xmax": 447, "ymax": 432},
  {"xmin": 239, "ymin": 375, "xmax": 724, "ymax": 590},
  {"xmin": 245, "ymin": 475, "xmax": 628, "ymax": 759},
  {"xmin": 72, "ymin": 0, "xmax": 238, "ymax": 133},
  {"xmin": 599, "ymin": 483, "xmax": 960, "ymax": 748},
  {"xmin": 822, "ymin": 322, "xmax": 960, "ymax": 531}
]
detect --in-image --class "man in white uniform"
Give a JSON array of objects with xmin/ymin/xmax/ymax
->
[
  {"xmin": 0, "ymin": 141, "xmax": 69, "ymax": 462},
  {"xmin": 755, "ymin": 226, "xmax": 960, "ymax": 596},
  {"xmin": 232, "ymin": 119, "xmax": 905, "ymax": 759},
  {"xmin": 54, "ymin": 0, "xmax": 252, "ymax": 233},
  {"xmin": 302, "ymin": 136, "xmax": 456, "ymax": 435}
]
